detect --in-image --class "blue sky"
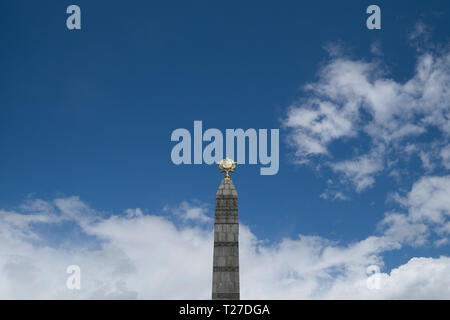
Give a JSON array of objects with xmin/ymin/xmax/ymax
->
[{"xmin": 0, "ymin": 1, "xmax": 450, "ymax": 299}]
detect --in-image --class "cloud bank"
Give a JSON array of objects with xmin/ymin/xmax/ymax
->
[{"xmin": 1, "ymin": 176, "xmax": 449, "ymax": 299}]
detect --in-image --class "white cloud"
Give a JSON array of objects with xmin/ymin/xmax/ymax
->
[
  {"xmin": 320, "ymin": 191, "xmax": 349, "ymax": 201},
  {"xmin": 378, "ymin": 213, "xmax": 428, "ymax": 246},
  {"xmin": 0, "ymin": 202, "xmax": 213, "ymax": 299},
  {"xmin": 165, "ymin": 201, "xmax": 212, "ymax": 223},
  {"xmin": 406, "ymin": 176, "xmax": 450, "ymax": 225},
  {"xmin": 285, "ymin": 99, "xmax": 356, "ymax": 158},
  {"xmin": 324, "ymin": 256, "xmax": 450, "ymax": 299},
  {"xmin": 284, "ymin": 45, "xmax": 450, "ymax": 192},
  {"xmin": 420, "ymin": 151, "xmax": 435, "ymax": 171},
  {"xmin": 441, "ymin": 145, "xmax": 450, "ymax": 169},
  {"xmin": 331, "ymin": 150, "xmax": 384, "ymax": 192},
  {"xmin": 0, "ymin": 193, "xmax": 449, "ymax": 299},
  {"xmin": 380, "ymin": 175, "xmax": 450, "ymax": 247}
]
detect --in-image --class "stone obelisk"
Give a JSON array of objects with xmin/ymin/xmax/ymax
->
[{"xmin": 212, "ymin": 158, "xmax": 239, "ymax": 300}]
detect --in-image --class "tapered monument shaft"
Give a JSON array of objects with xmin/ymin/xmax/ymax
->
[{"xmin": 212, "ymin": 177, "xmax": 239, "ymax": 300}]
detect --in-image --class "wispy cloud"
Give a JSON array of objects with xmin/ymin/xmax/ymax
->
[
  {"xmin": 284, "ymin": 40, "xmax": 450, "ymax": 192},
  {"xmin": 380, "ymin": 175, "xmax": 450, "ymax": 246},
  {"xmin": 164, "ymin": 201, "xmax": 212, "ymax": 223}
]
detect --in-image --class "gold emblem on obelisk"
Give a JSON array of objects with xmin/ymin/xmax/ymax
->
[{"xmin": 218, "ymin": 158, "xmax": 236, "ymax": 179}]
